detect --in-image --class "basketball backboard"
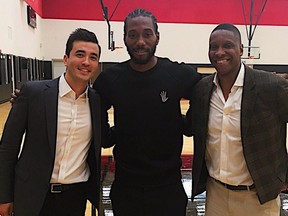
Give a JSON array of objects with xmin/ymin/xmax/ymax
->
[{"xmin": 242, "ymin": 46, "xmax": 260, "ymax": 59}]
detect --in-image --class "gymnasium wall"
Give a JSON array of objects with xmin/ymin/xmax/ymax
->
[
  {"xmin": 0, "ymin": 0, "xmax": 43, "ymax": 59},
  {"xmin": 25, "ymin": 0, "xmax": 42, "ymax": 17},
  {"xmin": 1, "ymin": 0, "xmax": 288, "ymax": 65},
  {"xmin": 41, "ymin": 20, "xmax": 288, "ymax": 65},
  {"xmin": 40, "ymin": 0, "xmax": 288, "ymax": 26}
]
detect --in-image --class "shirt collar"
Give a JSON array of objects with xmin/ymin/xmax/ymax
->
[
  {"xmin": 213, "ymin": 62, "xmax": 245, "ymax": 88},
  {"xmin": 59, "ymin": 74, "xmax": 89, "ymax": 99}
]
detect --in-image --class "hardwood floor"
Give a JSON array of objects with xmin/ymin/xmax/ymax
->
[
  {"xmin": 0, "ymin": 102, "xmax": 11, "ymax": 138},
  {"xmin": 0, "ymin": 100, "xmax": 193, "ymax": 153},
  {"xmin": 102, "ymin": 100, "xmax": 193, "ymax": 155},
  {"xmin": 0, "ymin": 100, "xmax": 192, "ymax": 216},
  {"xmin": 2, "ymin": 100, "xmax": 288, "ymax": 215},
  {"xmin": 0, "ymin": 102, "xmax": 94, "ymax": 215}
]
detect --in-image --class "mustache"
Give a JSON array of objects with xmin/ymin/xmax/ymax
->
[{"xmin": 133, "ymin": 47, "xmax": 149, "ymax": 52}]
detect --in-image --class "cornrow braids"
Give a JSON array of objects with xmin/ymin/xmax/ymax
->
[{"xmin": 124, "ymin": 8, "xmax": 158, "ymax": 36}]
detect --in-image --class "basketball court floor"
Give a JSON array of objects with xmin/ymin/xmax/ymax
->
[{"xmin": 1, "ymin": 101, "xmax": 288, "ymax": 216}]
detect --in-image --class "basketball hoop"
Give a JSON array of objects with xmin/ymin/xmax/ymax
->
[
  {"xmin": 99, "ymin": 0, "xmax": 121, "ymax": 51},
  {"xmin": 241, "ymin": 46, "xmax": 260, "ymax": 59},
  {"xmin": 244, "ymin": 54, "xmax": 256, "ymax": 69}
]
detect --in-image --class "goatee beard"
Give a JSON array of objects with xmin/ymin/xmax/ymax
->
[{"xmin": 127, "ymin": 45, "xmax": 157, "ymax": 65}]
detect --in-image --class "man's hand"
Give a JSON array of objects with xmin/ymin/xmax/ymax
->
[
  {"xmin": 9, "ymin": 89, "xmax": 20, "ymax": 105},
  {"xmin": 281, "ymin": 183, "xmax": 288, "ymax": 193},
  {"xmin": 272, "ymin": 72, "xmax": 288, "ymax": 79},
  {"xmin": 0, "ymin": 202, "xmax": 13, "ymax": 216}
]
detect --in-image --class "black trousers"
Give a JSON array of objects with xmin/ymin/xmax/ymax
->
[
  {"xmin": 110, "ymin": 180, "xmax": 188, "ymax": 216},
  {"xmin": 39, "ymin": 182, "xmax": 87, "ymax": 216}
]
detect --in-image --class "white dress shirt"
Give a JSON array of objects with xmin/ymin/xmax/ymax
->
[
  {"xmin": 206, "ymin": 63, "xmax": 254, "ymax": 186},
  {"xmin": 50, "ymin": 74, "xmax": 92, "ymax": 184}
]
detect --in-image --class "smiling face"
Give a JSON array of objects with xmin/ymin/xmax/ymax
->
[
  {"xmin": 63, "ymin": 40, "xmax": 99, "ymax": 88},
  {"xmin": 208, "ymin": 29, "xmax": 243, "ymax": 78},
  {"xmin": 124, "ymin": 16, "xmax": 159, "ymax": 71}
]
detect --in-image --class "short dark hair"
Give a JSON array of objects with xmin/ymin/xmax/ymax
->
[
  {"xmin": 211, "ymin": 23, "xmax": 242, "ymax": 42},
  {"xmin": 65, "ymin": 28, "xmax": 101, "ymax": 58},
  {"xmin": 124, "ymin": 8, "xmax": 158, "ymax": 36}
]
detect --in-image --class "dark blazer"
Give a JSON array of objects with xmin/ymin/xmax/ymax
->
[
  {"xmin": 0, "ymin": 78, "xmax": 103, "ymax": 215},
  {"xmin": 190, "ymin": 65, "xmax": 288, "ymax": 204}
]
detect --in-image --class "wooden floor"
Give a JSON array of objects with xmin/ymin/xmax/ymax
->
[
  {"xmin": 3, "ymin": 100, "xmax": 287, "ymax": 216},
  {"xmin": 0, "ymin": 100, "xmax": 192, "ymax": 152},
  {"xmin": 0, "ymin": 102, "xmax": 95, "ymax": 215},
  {"xmin": 0, "ymin": 102, "xmax": 11, "ymax": 138},
  {"xmin": 102, "ymin": 100, "xmax": 193, "ymax": 156},
  {"xmin": 0, "ymin": 100, "xmax": 192, "ymax": 216}
]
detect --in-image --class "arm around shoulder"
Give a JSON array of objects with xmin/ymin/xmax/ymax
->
[
  {"xmin": 102, "ymin": 126, "xmax": 116, "ymax": 148},
  {"xmin": 0, "ymin": 202, "xmax": 13, "ymax": 216},
  {"xmin": 0, "ymin": 83, "xmax": 30, "ymax": 203}
]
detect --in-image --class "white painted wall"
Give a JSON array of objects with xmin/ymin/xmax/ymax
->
[
  {"xmin": 40, "ymin": 19, "xmax": 126, "ymax": 62},
  {"xmin": 1, "ymin": 0, "xmax": 288, "ymax": 64},
  {"xmin": 42, "ymin": 20, "xmax": 288, "ymax": 65},
  {"xmin": 250, "ymin": 25, "xmax": 288, "ymax": 64},
  {"xmin": 0, "ymin": 0, "xmax": 43, "ymax": 59},
  {"xmin": 52, "ymin": 60, "xmax": 65, "ymax": 79}
]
